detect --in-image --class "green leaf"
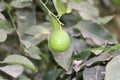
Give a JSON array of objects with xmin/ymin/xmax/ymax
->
[
  {"xmin": 11, "ymin": 0, "xmax": 32, "ymax": 8},
  {"xmin": 2, "ymin": 55, "xmax": 37, "ymax": 72},
  {"xmin": 19, "ymin": 75, "xmax": 31, "ymax": 80},
  {"xmin": 24, "ymin": 45, "xmax": 41, "ymax": 60},
  {"xmin": 105, "ymin": 55, "xmax": 120, "ymax": 80},
  {"xmin": 0, "ymin": 65, "xmax": 24, "ymax": 78},
  {"xmin": 74, "ymin": 39, "xmax": 89, "ymax": 54},
  {"xmin": 43, "ymin": 69, "xmax": 64, "ymax": 80},
  {"xmin": 85, "ymin": 53, "xmax": 110, "ymax": 66},
  {"xmin": 50, "ymin": 14, "xmax": 61, "ymax": 30},
  {"xmin": 23, "ymin": 24, "xmax": 49, "ymax": 45},
  {"xmin": 0, "ymin": 29, "xmax": 7, "ymax": 42},
  {"xmin": 98, "ymin": 16, "xmax": 114, "ymax": 25},
  {"xmin": 91, "ymin": 47, "xmax": 104, "ymax": 55},
  {"xmin": 74, "ymin": 21, "xmax": 117, "ymax": 46},
  {"xmin": 53, "ymin": 0, "xmax": 67, "ymax": 16},
  {"xmin": 18, "ymin": 0, "xmax": 33, "ymax": 2},
  {"xmin": 108, "ymin": 44, "xmax": 120, "ymax": 56},
  {"xmin": 70, "ymin": 1, "xmax": 99, "ymax": 21},
  {"xmin": 0, "ymin": 20, "xmax": 13, "ymax": 33},
  {"xmin": 112, "ymin": 0, "xmax": 120, "ymax": 6},
  {"xmin": 16, "ymin": 6, "xmax": 36, "ymax": 34},
  {"xmin": 83, "ymin": 65, "xmax": 105, "ymax": 80},
  {"xmin": 0, "ymin": 2, "xmax": 6, "ymax": 12},
  {"xmin": 24, "ymin": 25, "xmax": 49, "ymax": 36}
]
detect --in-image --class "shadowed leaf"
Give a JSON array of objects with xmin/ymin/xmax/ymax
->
[{"xmin": 83, "ymin": 65, "xmax": 105, "ymax": 80}]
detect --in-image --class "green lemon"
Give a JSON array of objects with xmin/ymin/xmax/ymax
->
[{"xmin": 48, "ymin": 30, "xmax": 70, "ymax": 52}]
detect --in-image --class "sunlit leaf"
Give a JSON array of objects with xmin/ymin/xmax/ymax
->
[
  {"xmin": 19, "ymin": 75, "xmax": 31, "ymax": 80},
  {"xmin": 74, "ymin": 21, "xmax": 117, "ymax": 46},
  {"xmin": 0, "ymin": 13, "xmax": 5, "ymax": 19},
  {"xmin": 61, "ymin": 0, "xmax": 67, "ymax": 3},
  {"xmin": 16, "ymin": 6, "xmax": 36, "ymax": 34},
  {"xmin": 53, "ymin": 0, "xmax": 67, "ymax": 16},
  {"xmin": 0, "ymin": 20, "xmax": 13, "ymax": 33},
  {"xmin": 2, "ymin": 55, "xmax": 37, "ymax": 72},
  {"xmin": 24, "ymin": 45, "xmax": 41, "ymax": 60},
  {"xmin": 69, "ymin": 1, "xmax": 99, "ymax": 21},
  {"xmin": 0, "ymin": 29, "xmax": 7, "ymax": 42},
  {"xmin": 91, "ymin": 47, "xmax": 104, "ymax": 55},
  {"xmin": 21, "ymin": 25, "xmax": 49, "ymax": 46},
  {"xmin": 105, "ymin": 55, "xmax": 120, "ymax": 80},
  {"xmin": 0, "ymin": 76, "xmax": 8, "ymax": 80},
  {"xmin": 24, "ymin": 25, "xmax": 49, "ymax": 36},
  {"xmin": 0, "ymin": 2, "xmax": 5, "ymax": 12},
  {"xmin": 0, "ymin": 65, "xmax": 24, "ymax": 78},
  {"xmin": 98, "ymin": 16, "xmax": 114, "ymax": 25}
]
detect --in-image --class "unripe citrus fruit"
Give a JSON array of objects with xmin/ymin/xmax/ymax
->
[{"xmin": 48, "ymin": 30, "xmax": 70, "ymax": 52}]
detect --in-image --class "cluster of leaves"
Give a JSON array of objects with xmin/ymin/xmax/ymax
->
[{"xmin": 0, "ymin": 0, "xmax": 120, "ymax": 80}]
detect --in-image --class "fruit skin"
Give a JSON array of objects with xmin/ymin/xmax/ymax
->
[{"xmin": 48, "ymin": 30, "xmax": 70, "ymax": 52}]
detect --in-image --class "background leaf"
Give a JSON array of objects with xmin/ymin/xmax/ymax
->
[{"xmin": 112, "ymin": 0, "xmax": 120, "ymax": 6}]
